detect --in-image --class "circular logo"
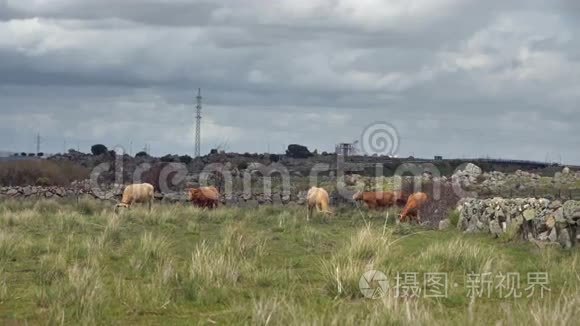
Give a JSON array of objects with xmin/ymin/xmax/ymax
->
[
  {"xmin": 359, "ymin": 270, "xmax": 389, "ymax": 299},
  {"xmin": 360, "ymin": 122, "xmax": 400, "ymax": 157}
]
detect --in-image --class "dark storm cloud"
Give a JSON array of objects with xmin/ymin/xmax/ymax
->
[
  {"xmin": 0, "ymin": 0, "xmax": 220, "ymax": 26},
  {"xmin": 0, "ymin": 0, "xmax": 578, "ymax": 163}
]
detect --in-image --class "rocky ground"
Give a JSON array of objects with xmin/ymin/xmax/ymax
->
[{"xmin": 456, "ymin": 197, "xmax": 580, "ymax": 248}]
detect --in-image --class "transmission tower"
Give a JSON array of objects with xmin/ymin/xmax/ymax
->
[{"xmin": 195, "ymin": 88, "xmax": 202, "ymax": 157}]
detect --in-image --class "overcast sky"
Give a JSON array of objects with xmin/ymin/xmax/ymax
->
[{"xmin": 0, "ymin": 0, "xmax": 579, "ymax": 163}]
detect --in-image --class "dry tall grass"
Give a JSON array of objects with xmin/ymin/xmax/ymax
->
[{"xmin": 0, "ymin": 199, "xmax": 577, "ymax": 325}]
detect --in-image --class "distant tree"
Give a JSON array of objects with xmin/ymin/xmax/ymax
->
[
  {"xmin": 12, "ymin": 153, "xmax": 19, "ymax": 157},
  {"xmin": 209, "ymin": 149, "xmax": 218, "ymax": 155},
  {"xmin": 160, "ymin": 154, "xmax": 176, "ymax": 163},
  {"xmin": 269, "ymin": 154, "xmax": 280, "ymax": 162},
  {"xmin": 285, "ymin": 144, "xmax": 312, "ymax": 158},
  {"xmin": 237, "ymin": 161, "xmax": 249, "ymax": 170},
  {"xmin": 20, "ymin": 152, "xmax": 27, "ymax": 157},
  {"xmin": 37, "ymin": 152, "xmax": 44, "ymax": 157},
  {"xmin": 135, "ymin": 151, "xmax": 149, "ymax": 158},
  {"xmin": 179, "ymin": 155, "xmax": 193, "ymax": 164},
  {"xmin": 28, "ymin": 153, "xmax": 35, "ymax": 157},
  {"xmin": 91, "ymin": 144, "xmax": 108, "ymax": 156}
]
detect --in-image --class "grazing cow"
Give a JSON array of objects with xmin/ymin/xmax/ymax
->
[
  {"xmin": 399, "ymin": 192, "xmax": 428, "ymax": 223},
  {"xmin": 353, "ymin": 191, "xmax": 409, "ymax": 209},
  {"xmin": 115, "ymin": 183, "xmax": 154, "ymax": 213},
  {"xmin": 188, "ymin": 186, "xmax": 220, "ymax": 209},
  {"xmin": 306, "ymin": 186, "xmax": 333, "ymax": 221}
]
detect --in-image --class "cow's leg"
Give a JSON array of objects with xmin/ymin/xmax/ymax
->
[
  {"xmin": 316, "ymin": 203, "xmax": 323, "ymax": 214},
  {"xmin": 317, "ymin": 203, "xmax": 327, "ymax": 223},
  {"xmin": 148, "ymin": 199, "xmax": 152, "ymax": 212}
]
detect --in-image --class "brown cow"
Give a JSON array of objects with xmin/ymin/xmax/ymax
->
[
  {"xmin": 353, "ymin": 191, "xmax": 409, "ymax": 210},
  {"xmin": 188, "ymin": 186, "xmax": 220, "ymax": 209},
  {"xmin": 399, "ymin": 192, "xmax": 428, "ymax": 223}
]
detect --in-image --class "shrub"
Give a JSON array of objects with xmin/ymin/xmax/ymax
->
[
  {"xmin": 0, "ymin": 160, "xmax": 89, "ymax": 186},
  {"xmin": 160, "ymin": 155, "xmax": 176, "ymax": 163},
  {"xmin": 448, "ymin": 210, "xmax": 460, "ymax": 227},
  {"xmin": 141, "ymin": 163, "xmax": 183, "ymax": 192},
  {"xmin": 90, "ymin": 144, "xmax": 108, "ymax": 156},
  {"xmin": 237, "ymin": 161, "xmax": 249, "ymax": 170},
  {"xmin": 418, "ymin": 182, "xmax": 460, "ymax": 228},
  {"xmin": 285, "ymin": 144, "xmax": 312, "ymax": 158},
  {"xmin": 269, "ymin": 154, "xmax": 280, "ymax": 162},
  {"xmin": 36, "ymin": 177, "xmax": 51, "ymax": 186},
  {"xmin": 135, "ymin": 151, "xmax": 148, "ymax": 158},
  {"xmin": 179, "ymin": 155, "xmax": 193, "ymax": 164}
]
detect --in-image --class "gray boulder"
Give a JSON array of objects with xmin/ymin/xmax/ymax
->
[
  {"xmin": 438, "ymin": 219, "xmax": 450, "ymax": 230},
  {"xmin": 6, "ymin": 188, "xmax": 18, "ymax": 196},
  {"xmin": 489, "ymin": 220, "xmax": 503, "ymax": 237},
  {"xmin": 558, "ymin": 228, "xmax": 572, "ymax": 249}
]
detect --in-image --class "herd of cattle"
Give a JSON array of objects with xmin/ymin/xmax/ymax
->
[{"xmin": 113, "ymin": 183, "xmax": 429, "ymax": 223}]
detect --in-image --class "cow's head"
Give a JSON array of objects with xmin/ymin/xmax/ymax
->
[
  {"xmin": 189, "ymin": 188, "xmax": 202, "ymax": 201},
  {"xmin": 114, "ymin": 202, "xmax": 129, "ymax": 214}
]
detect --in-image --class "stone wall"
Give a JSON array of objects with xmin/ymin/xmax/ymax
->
[
  {"xmin": 0, "ymin": 180, "xmax": 317, "ymax": 208},
  {"xmin": 457, "ymin": 197, "xmax": 580, "ymax": 248}
]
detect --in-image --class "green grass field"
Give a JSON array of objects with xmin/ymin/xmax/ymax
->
[{"xmin": 0, "ymin": 199, "xmax": 578, "ymax": 325}]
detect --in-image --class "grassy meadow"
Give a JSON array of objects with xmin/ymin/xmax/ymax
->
[{"xmin": 0, "ymin": 199, "xmax": 578, "ymax": 325}]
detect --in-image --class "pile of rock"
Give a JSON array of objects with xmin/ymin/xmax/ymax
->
[
  {"xmin": 0, "ymin": 183, "xmax": 302, "ymax": 207},
  {"xmin": 478, "ymin": 170, "xmax": 542, "ymax": 192},
  {"xmin": 452, "ymin": 163, "xmax": 482, "ymax": 186},
  {"xmin": 457, "ymin": 197, "xmax": 580, "ymax": 248},
  {"xmin": 1, "ymin": 185, "xmax": 78, "ymax": 199}
]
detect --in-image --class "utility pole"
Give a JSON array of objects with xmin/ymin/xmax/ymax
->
[
  {"xmin": 36, "ymin": 133, "xmax": 41, "ymax": 155},
  {"xmin": 195, "ymin": 88, "xmax": 202, "ymax": 157}
]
